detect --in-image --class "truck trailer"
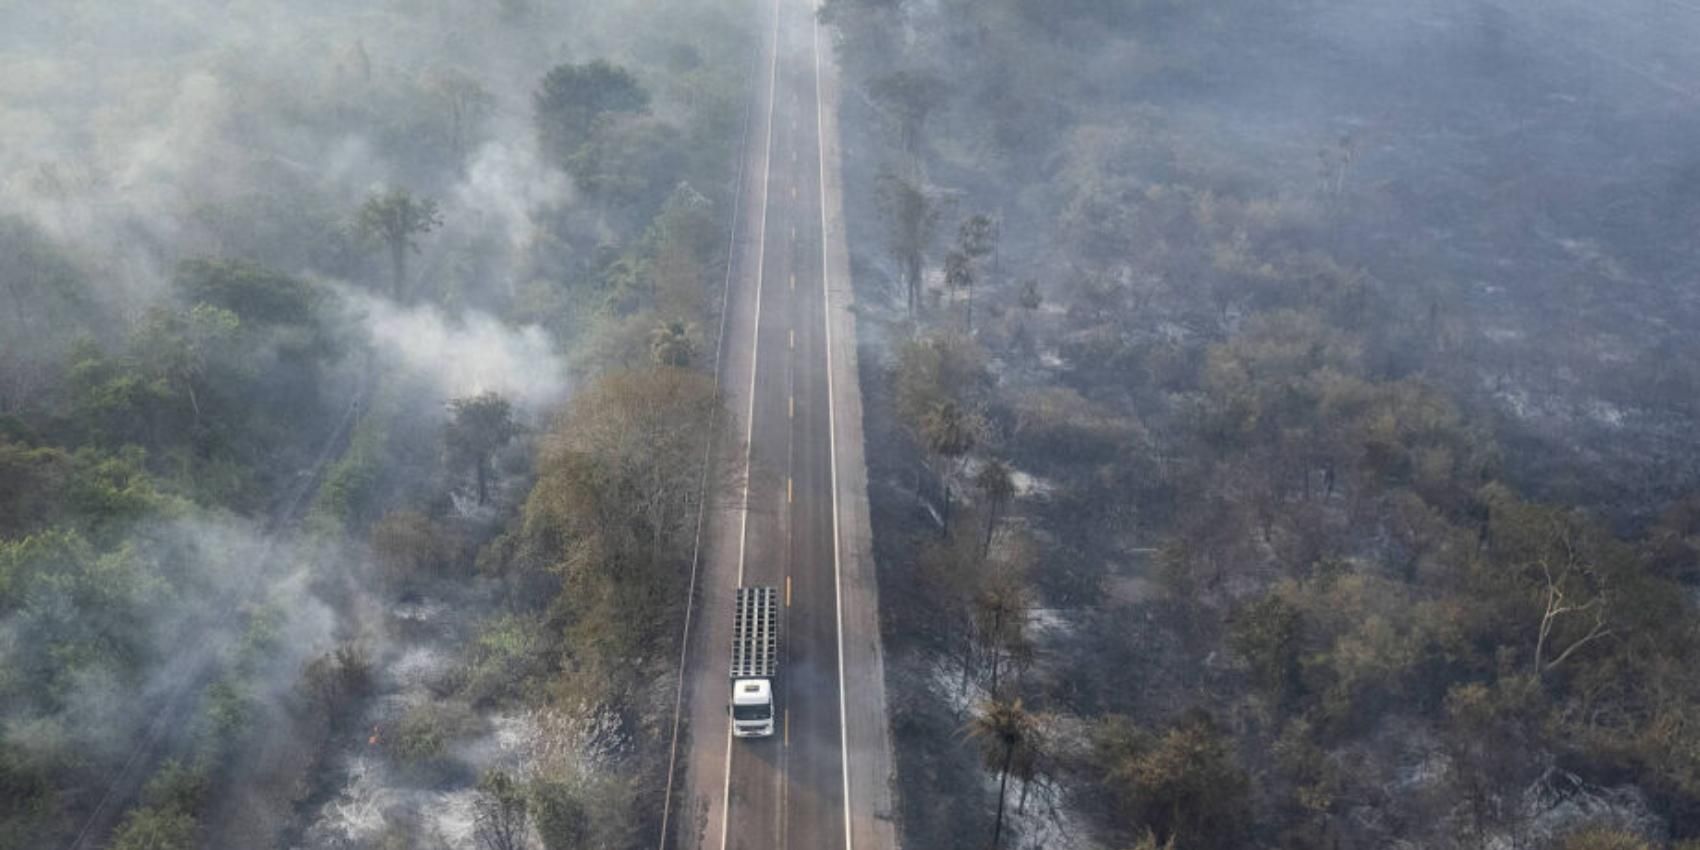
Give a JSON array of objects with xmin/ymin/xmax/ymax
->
[{"xmin": 730, "ymin": 585, "xmax": 778, "ymax": 738}]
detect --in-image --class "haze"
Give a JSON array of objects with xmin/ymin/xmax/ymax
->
[{"xmin": 3, "ymin": 1, "xmax": 1698, "ymax": 850}]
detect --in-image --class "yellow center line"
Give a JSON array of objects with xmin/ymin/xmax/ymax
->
[
  {"xmin": 787, "ymin": 477, "xmax": 793, "ymax": 503},
  {"xmin": 784, "ymin": 708, "xmax": 790, "ymax": 747},
  {"xmin": 786, "ymin": 575, "xmax": 792, "ymax": 607}
]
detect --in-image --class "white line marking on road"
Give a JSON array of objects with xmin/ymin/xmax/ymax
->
[
  {"xmin": 720, "ymin": 0, "xmax": 783, "ymax": 848},
  {"xmin": 655, "ymin": 0, "xmax": 763, "ymax": 840},
  {"xmin": 789, "ymin": 329, "xmax": 795, "ymax": 349},
  {"xmin": 814, "ymin": 7, "xmax": 857, "ymax": 850}
]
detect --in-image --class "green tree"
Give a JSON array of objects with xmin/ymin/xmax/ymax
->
[
  {"xmin": 893, "ymin": 331, "xmax": 990, "ymax": 427},
  {"xmin": 0, "ymin": 439, "xmax": 70, "ymax": 538},
  {"xmin": 1227, "ymin": 588, "xmax": 1305, "ymax": 704},
  {"xmin": 446, "ymin": 391, "xmax": 519, "ymax": 505},
  {"xmin": 649, "ymin": 320, "xmax": 697, "ymax": 368},
  {"xmin": 523, "ymin": 367, "xmax": 725, "ymax": 689},
  {"xmin": 173, "ymin": 259, "xmax": 319, "ymax": 327},
  {"xmin": 109, "ymin": 806, "xmax": 196, "ymax": 850},
  {"xmin": 567, "ymin": 115, "xmax": 687, "ymax": 226},
  {"xmin": 1095, "ymin": 712, "xmax": 1249, "ymax": 850},
  {"xmin": 130, "ymin": 303, "xmax": 241, "ymax": 435},
  {"xmin": 530, "ymin": 779, "xmax": 589, "ymax": 849},
  {"xmin": 355, "ymin": 188, "xmax": 442, "ymax": 300},
  {"xmin": 473, "ymin": 769, "xmax": 529, "ymax": 850},
  {"xmin": 534, "ymin": 60, "xmax": 650, "ymax": 168},
  {"xmin": 0, "ymin": 214, "xmax": 89, "ymax": 344},
  {"xmin": 965, "ymin": 698, "xmax": 1039, "ymax": 850}
]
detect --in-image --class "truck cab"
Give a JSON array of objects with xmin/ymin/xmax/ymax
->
[{"xmin": 731, "ymin": 679, "xmax": 774, "ymax": 737}]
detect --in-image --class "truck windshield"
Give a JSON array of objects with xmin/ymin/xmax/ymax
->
[{"xmin": 733, "ymin": 703, "xmax": 771, "ymax": 721}]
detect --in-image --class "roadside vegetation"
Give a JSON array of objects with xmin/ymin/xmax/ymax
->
[
  {"xmin": 0, "ymin": 1, "xmax": 750, "ymax": 847},
  {"xmin": 823, "ymin": 0, "xmax": 1700, "ymax": 848}
]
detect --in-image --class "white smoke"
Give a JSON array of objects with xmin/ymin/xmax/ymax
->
[
  {"xmin": 454, "ymin": 138, "xmax": 571, "ymax": 256},
  {"xmin": 348, "ymin": 290, "xmax": 568, "ymax": 409}
]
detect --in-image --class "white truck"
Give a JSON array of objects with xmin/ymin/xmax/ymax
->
[{"xmin": 730, "ymin": 585, "xmax": 778, "ymax": 738}]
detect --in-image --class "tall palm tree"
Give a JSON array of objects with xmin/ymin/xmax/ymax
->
[
  {"xmin": 920, "ymin": 400, "xmax": 979, "ymax": 527},
  {"xmin": 965, "ymin": 699, "xmax": 1038, "ymax": 850}
]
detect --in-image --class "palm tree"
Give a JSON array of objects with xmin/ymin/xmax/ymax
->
[
  {"xmin": 974, "ymin": 459, "xmax": 1015, "ymax": 555},
  {"xmin": 965, "ymin": 699, "xmax": 1038, "ymax": 850},
  {"xmin": 920, "ymin": 400, "xmax": 979, "ymax": 527}
]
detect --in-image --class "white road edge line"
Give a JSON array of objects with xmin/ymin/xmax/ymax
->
[
  {"xmin": 812, "ymin": 6, "xmax": 857, "ymax": 850},
  {"xmin": 655, "ymin": 0, "xmax": 765, "ymax": 842},
  {"xmin": 722, "ymin": 0, "xmax": 784, "ymax": 848}
]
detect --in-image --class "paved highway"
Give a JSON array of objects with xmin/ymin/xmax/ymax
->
[{"xmin": 662, "ymin": 0, "xmax": 897, "ymax": 849}]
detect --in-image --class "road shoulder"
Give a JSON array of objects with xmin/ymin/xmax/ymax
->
[{"xmin": 814, "ymin": 9, "xmax": 901, "ymax": 849}]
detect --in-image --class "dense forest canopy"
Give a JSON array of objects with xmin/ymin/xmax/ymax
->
[{"xmin": 1, "ymin": 0, "xmax": 751, "ymax": 847}]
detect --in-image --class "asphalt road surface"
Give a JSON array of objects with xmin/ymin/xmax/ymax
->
[{"xmin": 663, "ymin": 1, "xmax": 898, "ymax": 849}]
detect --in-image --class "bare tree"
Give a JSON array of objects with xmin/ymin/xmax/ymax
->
[
  {"xmin": 1531, "ymin": 521, "xmax": 1614, "ymax": 678},
  {"xmin": 975, "ymin": 458, "xmax": 1015, "ymax": 555},
  {"xmin": 974, "ymin": 573, "xmax": 1029, "ymax": 698},
  {"xmin": 876, "ymin": 173, "xmax": 941, "ymax": 318}
]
